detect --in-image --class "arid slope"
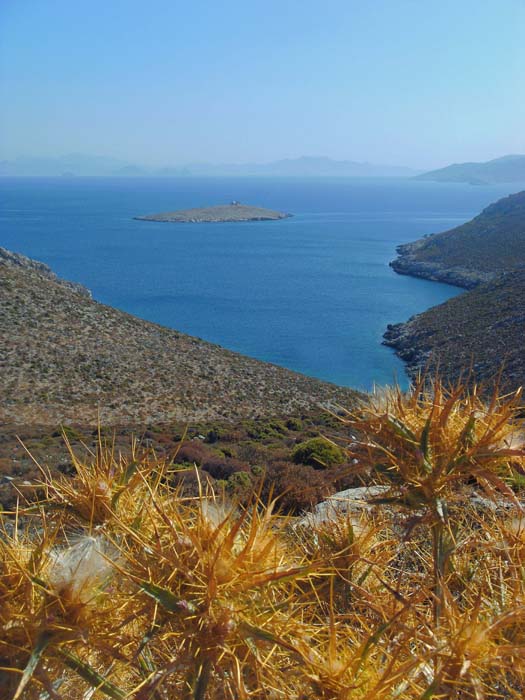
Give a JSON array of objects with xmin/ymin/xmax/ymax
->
[{"xmin": 0, "ymin": 248, "xmax": 358, "ymax": 425}]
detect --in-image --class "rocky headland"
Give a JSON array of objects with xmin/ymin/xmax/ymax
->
[
  {"xmin": 390, "ymin": 240, "xmax": 494, "ymax": 289},
  {"xmin": 390, "ymin": 190, "xmax": 525, "ymax": 288},
  {"xmin": 134, "ymin": 203, "xmax": 292, "ymax": 223},
  {"xmin": 384, "ymin": 270, "xmax": 525, "ymax": 391},
  {"xmin": 385, "ymin": 190, "xmax": 525, "ymax": 390}
]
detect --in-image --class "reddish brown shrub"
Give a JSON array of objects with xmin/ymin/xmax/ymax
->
[
  {"xmin": 260, "ymin": 461, "xmax": 335, "ymax": 514},
  {"xmin": 201, "ymin": 456, "xmax": 247, "ymax": 480},
  {"xmin": 173, "ymin": 441, "xmax": 212, "ymax": 466}
]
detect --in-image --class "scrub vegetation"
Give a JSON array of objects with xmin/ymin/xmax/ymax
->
[
  {"xmin": 0, "ymin": 248, "xmax": 357, "ymax": 426},
  {"xmin": 2, "ymin": 378, "xmax": 525, "ymax": 699}
]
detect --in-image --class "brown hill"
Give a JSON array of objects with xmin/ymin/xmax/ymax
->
[{"xmin": 0, "ymin": 248, "xmax": 358, "ymax": 426}]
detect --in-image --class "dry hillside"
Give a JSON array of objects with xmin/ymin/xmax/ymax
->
[{"xmin": 0, "ymin": 247, "xmax": 358, "ymax": 425}]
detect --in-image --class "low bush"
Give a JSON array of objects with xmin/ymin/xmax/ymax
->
[
  {"xmin": 292, "ymin": 436, "xmax": 346, "ymax": 468},
  {"xmin": 200, "ymin": 455, "xmax": 247, "ymax": 480},
  {"xmin": 260, "ymin": 461, "xmax": 334, "ymax": 512},
  {"xmin": 173, "ymin": 441, "xmax": 211, "ymax": 466}
]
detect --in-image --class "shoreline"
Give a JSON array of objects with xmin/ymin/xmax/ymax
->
[
  {"xmin": 383, "ymin": 245, "xmax": 482, "ymax": 380},
  {"xmin": 389, "ymin": 241, "xmax": 495, "ymax": 290}
]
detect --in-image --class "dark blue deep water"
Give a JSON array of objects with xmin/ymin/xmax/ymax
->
[{"xmin": 1, "ymin": 177, "xmax": 520, "ymax": 390}]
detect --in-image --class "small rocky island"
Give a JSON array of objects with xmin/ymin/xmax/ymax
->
[{"xmin": 134, "ymin": 202, "xmax": 292, "ymax": 223}]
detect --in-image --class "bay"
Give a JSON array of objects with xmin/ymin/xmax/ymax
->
[{"xmin": 0, "ymin": 176, "xmax": 519, "ymax": 391}]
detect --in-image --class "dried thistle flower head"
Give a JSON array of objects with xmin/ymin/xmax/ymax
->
[{"xmin": 45, "ymin": 535, "xmax": 114, "ymax": 606}]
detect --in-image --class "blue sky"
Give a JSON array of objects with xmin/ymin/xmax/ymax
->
[{"xmin": 1, "ymin": 0, "xmax": 524, "ymax": 168}]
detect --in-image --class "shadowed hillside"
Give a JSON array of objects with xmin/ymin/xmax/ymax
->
[
  {"xmin": 385, "ymin": 270, "xmax": 525, "ymax": 390},
  {"xmin": 391, "ymin": 190, "xmax": 525, "ymax": 288}
]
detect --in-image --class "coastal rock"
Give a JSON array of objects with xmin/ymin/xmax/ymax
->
[
  {"xmin": 389, "ymin": 190, "xmax": 525, "ymax": 289},
  {"xmin": 390, "ymin": 243, "xmax": 494, "ymax": 289},
  {"xmin": 386, "ymin": 190, "xmax": 525, "ymax": 391},
  {"xmin": 383, "ymin": 270, "xmax": 525, "ymax": 392}
]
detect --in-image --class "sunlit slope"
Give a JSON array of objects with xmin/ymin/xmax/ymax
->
[{"xmin": 0, "ymin": 248, "xmax": 358, "ymax": 424}]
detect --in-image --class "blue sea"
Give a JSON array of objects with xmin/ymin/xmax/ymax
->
[{"xmin": 1, "ymin": 177, "xmax": 520, "ymax": 391}]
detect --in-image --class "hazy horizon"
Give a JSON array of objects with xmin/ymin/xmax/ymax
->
[
  {"xmin": 0, "ymin": 151, "xmax": 423, "ymax": 172},
  {"xmin": 1, "ymin": 1, "xmax": 524, "ymax": 170}
]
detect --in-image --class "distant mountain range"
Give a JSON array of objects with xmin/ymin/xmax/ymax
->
[
  {"xmin": 0, "ymin": 154, "xmax": 138, "ymax": 177},
  {"xmin": 416, "ymin": 154, "xmax": 525, "ymax": 185},
  {"xmin": 0, "ymin": 154, "xmax": 419, "ymax": 178},
  {"xmin": 170, "ymin": 157, "xmax": 419, "ymax": 178}
]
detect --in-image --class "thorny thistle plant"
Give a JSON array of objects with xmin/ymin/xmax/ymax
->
[
  {"xmin": 0, "ymin": 516, "xmax": 137, "ymax": 700},
  {"xmin": 344, "ymin": 377, "xmax": 525, "ymax": 624},
  {"xmin": 1, "ymin": 377, "xmax": 525, "ymax": 698},
  {"xmin": 32, "ymin": 429, "xmax": 186, "ymax": 530},
  {"xmin": 112, "ymin": 487, "xmax": 312, "ymax": 699}
]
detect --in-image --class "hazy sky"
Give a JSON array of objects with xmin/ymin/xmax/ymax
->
[{"xmin": 1, "ymin": 0, "xmax": 524, "ymax": 169}]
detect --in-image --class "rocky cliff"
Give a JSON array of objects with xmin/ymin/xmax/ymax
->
[{"xmin": 384, "ymin": 270, "xmax": 525, "ymax": 391}]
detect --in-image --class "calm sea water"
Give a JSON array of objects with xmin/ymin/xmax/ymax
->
[{"xmin": 1, "ymin": 177, "xmax": 520, "ymax": 391}]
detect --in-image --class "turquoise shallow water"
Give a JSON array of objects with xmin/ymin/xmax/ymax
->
[{"xmin": 1, "ymin": 176, "xmax": 520, "ymax": 391}]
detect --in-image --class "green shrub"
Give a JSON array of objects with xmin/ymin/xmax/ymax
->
[
  {"xmin": 291, "ymin": 437, "xmax": 345, "ymax": 468},
  {"xmin": 59, "ymin": 425, "xmax": 84, "ymax": 442},
  {"xmin": 243, "ymin": 419, "xmax": 288, "ymax": 441},
  {"xmin": 286, "ymin": 417, "xmax": 303, "ymax": 431}
]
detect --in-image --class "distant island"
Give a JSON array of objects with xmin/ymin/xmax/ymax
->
[
  {"xmin": 134, "ymin": 203, "xmax": 292, "ymax": 223},
  {"xmin": 385, "ymin": 189, "xmax": 525, "ymax": 392},
  {"xmin": 415, "ymin": 154, "xmax": 525, "ymax": 185}
]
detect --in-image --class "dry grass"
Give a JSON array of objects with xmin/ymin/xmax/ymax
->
[{"xmin": 1, "ymin": 378, "xmax": 525, "ymax": 699}]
